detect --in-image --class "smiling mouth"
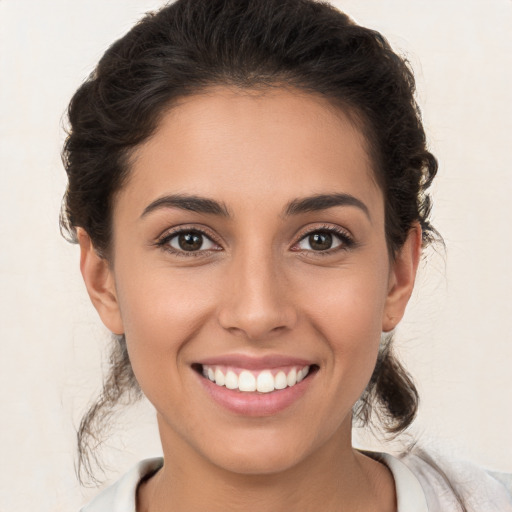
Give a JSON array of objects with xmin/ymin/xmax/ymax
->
[{"xmin": 192, "ymin": 363, "xmax": 319, "ymax": 393}]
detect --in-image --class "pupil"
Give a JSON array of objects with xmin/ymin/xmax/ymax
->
[
  {"xmin": 309, "ymin": 232, "xmax": 332, "ymax": 250},
  {"xmin": 178, "ymin": 232, "xmax": 202, "ymax": 251}
]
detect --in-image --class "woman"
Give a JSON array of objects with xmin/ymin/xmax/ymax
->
[{"xmin": 60, "ymin": 0, "xmax": 512, "ymax": 510}]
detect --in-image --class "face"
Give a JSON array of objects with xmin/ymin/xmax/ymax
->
[{"xmin": 80, "ymin": 87, "xmax": 419, "ymax": 476}]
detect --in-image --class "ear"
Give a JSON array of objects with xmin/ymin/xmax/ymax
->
[
  {"xmin": 382, "ymin": 223, "xmax": 422, "ymax": 332},
  {"xmin": 77, "ymin": 228, "xmax": 124, "ymax": 335}
]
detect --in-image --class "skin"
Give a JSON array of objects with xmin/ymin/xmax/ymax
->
[{"xmin": 78, "ymin": 86, "xmax": 421, "ymax": 512}]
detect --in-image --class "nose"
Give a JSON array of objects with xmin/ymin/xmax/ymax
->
[{"xmin": 217, "ymin": 247, "xmax": 298, "ymax": 341}]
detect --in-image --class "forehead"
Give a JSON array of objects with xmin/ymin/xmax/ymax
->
[{"xmin": 120, "ymin": 86, "xmax": 382, "ymax": 218}]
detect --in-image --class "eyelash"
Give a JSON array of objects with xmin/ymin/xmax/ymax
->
[
  {"xmin": 155, "ymin": 224, "xmax": 355, "ymax": 258},
  {"xmin": 155, "ymin": 226, "xmax": 222, "ymax": 258},
  {"xmin": 292, "ymin": 224, "xmax": 355, "ymax": 256}
]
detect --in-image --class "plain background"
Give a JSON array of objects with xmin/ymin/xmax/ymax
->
[{"xmin": 0, "ymin": 0, "xmax": 511, "ymax": 510}]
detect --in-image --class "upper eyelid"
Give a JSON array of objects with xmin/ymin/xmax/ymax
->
[
  {"xmin": 157, "ymin": 224, "xmax": 221, "ymax": 244},
  {"xmin": 294, "ymin": 224, "xmax": 353, "ymax": 241}
]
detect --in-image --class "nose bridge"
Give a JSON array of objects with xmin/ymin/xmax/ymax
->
[{"xmin": 217, "ymin": 241, "xmax": 297, "ymax": 340}]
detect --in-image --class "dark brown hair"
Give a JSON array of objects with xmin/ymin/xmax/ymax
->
[{"xmin": 62, "ymin": 0, "xmax": 440, "ymax": 488}]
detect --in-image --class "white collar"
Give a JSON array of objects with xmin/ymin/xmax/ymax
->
[
  {"xmin": 369, "ymin": 452, "xmax": 429, "ymax": 512},
  {"xmin": 82, "ymin": 453, "xmax": 429, "ymax": 512}
]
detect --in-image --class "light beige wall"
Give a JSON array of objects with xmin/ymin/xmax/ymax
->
[
  {"xmin": 339, "ymin": 0, "xmax": 512, "ymax": 468},
  {"xmin": 0, "ymin": 1, "xmax": 510, "ymax": 510}
]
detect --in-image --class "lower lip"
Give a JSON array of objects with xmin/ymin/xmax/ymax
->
[{"xmin": 197, "ymin": 371, "xmax": 314, "ymax": 417}]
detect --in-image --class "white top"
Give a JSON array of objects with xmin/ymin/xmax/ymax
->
[{"xmin": 80, "ymin": 452, "xmax": 512, "ymax": 511}]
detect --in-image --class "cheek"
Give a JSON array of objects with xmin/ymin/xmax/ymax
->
[
  {"xmin": 113, "ymin": 262, "xmax": 217, "ymax": 391},
  {"xmin": 116, "ymin": 257, "xmax": 216, "ymax": 333},
  {"xmin": 297, "ymin": 260, "xmax": 389, "ymax": 338},
  {"xmin": 294, "ymin": 260, "xmax": 389, "ymax": 389}
]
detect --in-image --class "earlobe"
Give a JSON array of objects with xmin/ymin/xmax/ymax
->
[
  {"xmin": 77, "ymin": 228, "xmax": 124, "ymax": 335},
  {"xmin": 382, "ymin": 223, "xmax": 422, "ymax": 333}
]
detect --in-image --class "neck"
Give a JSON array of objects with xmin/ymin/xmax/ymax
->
[{"xmin": 137, "ymin": 416, "xmax": 396, "ymax": 512}]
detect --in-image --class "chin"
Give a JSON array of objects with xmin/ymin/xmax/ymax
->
[{"xmin": 208, "ymin": 440, "xmax": 310, "ymax": 476}]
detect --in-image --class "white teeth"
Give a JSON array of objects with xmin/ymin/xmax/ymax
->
[
  {"xmin": 238, "ymin": 370, "xmax": 256, "ymax": 392},
  {"xmin": 274, "ymin": 371, "xmax": 287, "ymax": 390},
  {"xmin": 297, "ymin": 367, "xmax": 307, "ymax": 382},
  {"xmin": 298, "ymin": 367, "xmax": 310, "ymax": 381},
  {"xmin": 214, "ymin": 368, "xmax": 225, "ymax": 386},
  {"xmin": 256, "ymin": 370, "xmax": 274, "ymax": 393},
  {"xmin": 225, "ymin": 370, "xmax": 238, "ymax": 390},
  {"xmin": 287, "ymin": 368, "xmax": 297, "ymax": 387},
  {"xmin": 201, "ymin": 364, "xmax": 312, "ymax": 393}
]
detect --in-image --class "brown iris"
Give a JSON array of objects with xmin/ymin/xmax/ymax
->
[
  {"xmin": 308, "ymin": 231, "xmax": 333, "ymax": 251},
  {"xmin": 178, "ymin": 232, "xmax": 203, "ymax": 251}
]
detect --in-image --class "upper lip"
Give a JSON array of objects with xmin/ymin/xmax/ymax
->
[{"xmin": 195, "ymin": 354, "xmax": 315, "ymax": 370}]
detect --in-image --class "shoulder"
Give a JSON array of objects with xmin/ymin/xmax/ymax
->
[
  {"xmin": 399, "ymin": 450, "xmax": 512, "ymax": 511},
  {"xmin": 364, "ymin": 449, "xmax": 512, "ymax": 511},
  {"xmin": 80, "ymin": 458, "xmax": 163, "ymax": 512}
]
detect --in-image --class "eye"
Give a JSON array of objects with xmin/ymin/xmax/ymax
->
[
  {"xmin": 160, "ymin": 229, "xmax": 220, "ymax": 254},
  {"xmin": 294, "ymin": 227, "xmax": 353, "ymax": 253}
]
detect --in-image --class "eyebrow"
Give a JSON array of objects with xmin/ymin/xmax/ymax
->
[
  {"xmin": 141, "ymin": 194, "xmax": 231, "ymax": 218},
  {"xmin": 140, "ymin": 192, "xmax": 370, "ymax": 220},
  {"xmin": 284, "ymin": 193, "xmax": 370, "ymax": 220}
]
